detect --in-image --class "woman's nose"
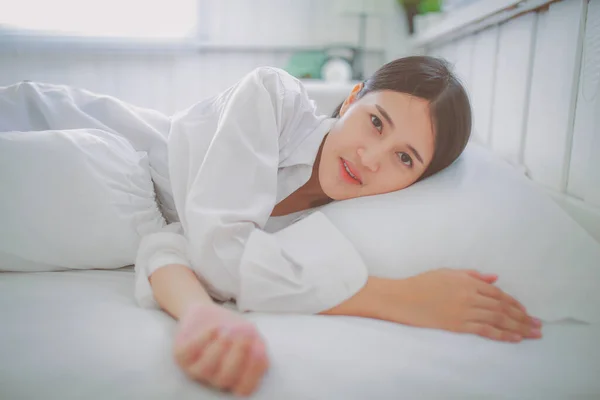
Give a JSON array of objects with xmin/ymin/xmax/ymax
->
[{"xmin": 357, "ymin": 147, "xmax": 382, "ymax": 173}]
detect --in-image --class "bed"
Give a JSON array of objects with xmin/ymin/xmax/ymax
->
[
  {"xmin": 2, "ymin": 268, "xmax": 600, "ymax": 400},
  {"xmin": 2, "ymin": 0, "xmax": 600, "ymax": 399}
]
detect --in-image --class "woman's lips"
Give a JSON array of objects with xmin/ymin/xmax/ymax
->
[{"xmin": 340, "ymin": 158, "xmax": 362, "ymax": 185}]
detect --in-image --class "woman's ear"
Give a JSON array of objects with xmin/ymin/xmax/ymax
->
[{"xmin": 339, "ymin": 82, "xmax": 364, "ymax": 117}]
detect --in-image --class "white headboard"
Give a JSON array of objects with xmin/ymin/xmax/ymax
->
[{"xmin": 411, "ymin": 0, "xmax": 600, "ymax": 244}]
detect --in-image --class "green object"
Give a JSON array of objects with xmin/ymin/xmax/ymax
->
[
  {"xmin": 396, "ymin": 0, "xmax": 441, "ymax": 14},
  {"xmin": 284, "ymin": 51, "xmax": 328, "ymax": 80},
  {"xmin": 418, "ymin": 0, "xmax": 442, "ymax": 13}
]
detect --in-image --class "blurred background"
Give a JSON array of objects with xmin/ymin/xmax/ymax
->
[
  {"xmin": 2, "ymin": 0, "xmax": 599, "ymax": 239},
  {"xmin": 0, "ymin": 0, "xmax": 482, "ymax": 115}
]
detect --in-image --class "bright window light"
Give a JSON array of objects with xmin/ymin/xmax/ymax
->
[{"xmin": 0, "ymin": 0, "xmax": 198, "ymax": 39}]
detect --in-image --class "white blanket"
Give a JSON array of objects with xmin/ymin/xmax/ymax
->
[
  {"xmin": 1, "ymin": 268, "xmax": 599, "ymax": 400},
  {"xmin": 0, "ymin": 80, "xmax": 177, "ymax": 222}
]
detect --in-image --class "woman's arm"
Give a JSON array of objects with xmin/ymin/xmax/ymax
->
[
  {"xmin": 149, "ymin": 264, "xmax": 213, "ymax": 320},
  {"xmin": 320, "ymin": 270, "xmax": 542, "ymax": 342},
  {"xmin": 319, "ymin": 276, "xmax": 394, "ymax": 320},
  {"xmin": 148, "ymin": 261, "xmax": 541, "ymax": 343}
]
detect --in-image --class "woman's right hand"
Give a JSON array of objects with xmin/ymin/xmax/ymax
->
[
  {"xmin": 388, "ymin": 268, "xmax": 542, "ymax": 342},
  {"xmin": 173, "ymin": 303, "xmax": 269, "ymax": 397}
]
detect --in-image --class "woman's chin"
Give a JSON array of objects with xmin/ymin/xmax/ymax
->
[{"xmin": 321, "ymin": 185, "xmax": 358, "ymax": 202}]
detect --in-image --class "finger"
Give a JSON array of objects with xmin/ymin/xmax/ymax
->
[
  {"xmin": 476, "ymin": 281, "xmax": 528, "ymax": 313},
  {"xmin": 474, "ymin": 291, "xmax": 541, "ymax": 337},
  {"xmin": 467, "ymin": 308, "xmax": 533, "ymax": 338},
  {"xmin": 465, "ymin": 270, "xmax": 498, "ymax": 284},
  {"xmin": 233, "ymin": 340, "xmax": 269, "ymax": 397},
  {"xmin": 188, "ymin": 334, "xmax": 231, "ymax": 382},
  {"xmin": 473, "ymin": 296, "xmax": 530, "ymax": 325},
  {"xmin": 503, "ymin": 293, "xmax": 528, "ymax": 315},
  {"xmin": 463, "ymin": 321, "xmax": 522, "ymax": 343},
  {"xmin": 213, "ymin": 336, "xmax": 253, "ymax": 390},
  {"xmin": 174, "ymin": 326, "xmax": 219, "ymax": 368},
  {"xmin": 481, "ymin": 275, "xmax": 498, "ymax": 284},
  {"xmin": 476, "ymin": 282, "xmax": 505, "ymax": 301},
  {"xmin": 483, "ymin": 297, "xmax": 541, "ymax": 331}
]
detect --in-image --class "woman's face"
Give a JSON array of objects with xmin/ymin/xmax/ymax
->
[{"xmin": 319, "ymin": 85, "xmax": 435, "ymax": 201}]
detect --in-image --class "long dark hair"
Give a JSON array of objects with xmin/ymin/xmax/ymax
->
[{"xmin": 332, "ymin": 56, "xmax": 471, "ymax": 181}]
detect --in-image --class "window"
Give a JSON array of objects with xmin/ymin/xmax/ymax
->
[{"xmin": 0, "ymin": 0, "xmax": 199, "ymax": 40}]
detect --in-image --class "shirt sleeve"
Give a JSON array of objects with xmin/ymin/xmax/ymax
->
[
  {"xmin": 134, "ymin": 222, "xmax": 189, "ymax": 309},
  {"xmin": 139, "ymin": 67, "xmax": 368, "ymax": 314}
]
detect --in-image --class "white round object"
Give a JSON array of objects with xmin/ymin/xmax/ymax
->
[{"xmin": 321, "ymin": 58, "xmax": 353, "ymax": 83}]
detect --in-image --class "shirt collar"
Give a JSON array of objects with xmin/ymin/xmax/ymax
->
[{"xmin": 279, "ymin": 117, "xmax": 337, "ymax": 168}]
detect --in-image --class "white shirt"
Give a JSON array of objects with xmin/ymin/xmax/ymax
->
[{"xmin": 135, "ymin": 67, "xmax": 368, "ymax": 313}]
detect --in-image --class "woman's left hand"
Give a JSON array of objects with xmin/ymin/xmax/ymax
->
[{"xmin": 382, "ymin": 269, "xmax": 542, "ymax": 342}]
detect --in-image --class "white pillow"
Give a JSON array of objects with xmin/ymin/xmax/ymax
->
[
  {"xmin": 319, "ymin": 143, "xmax": 600, "ymax": 324},
  {"xmin": 0, "ymin": 129, "xmax": 166, "ymax": 272}
]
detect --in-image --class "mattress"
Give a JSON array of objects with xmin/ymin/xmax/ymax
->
[{"xmin": 1, "ymin": 268, "xmax": 599, "ymax": 400}]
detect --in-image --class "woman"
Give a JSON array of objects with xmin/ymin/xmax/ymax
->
[{"xmin": 134, "ymin": 56, "xmax": 543, "ymax": 396}]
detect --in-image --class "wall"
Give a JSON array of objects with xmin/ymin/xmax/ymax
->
[
  {"xmin": 427, "ymin": 0, "xmax": 600, "ymax": 240},
  {"xmin": 0, "ymin": 0, "xmax": 408, "ymax": 115}
]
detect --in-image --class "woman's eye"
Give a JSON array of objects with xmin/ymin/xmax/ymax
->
[
  {"xmin": 397, "ymin": 152, "xmax": 413, "ymax": 167},
  {"xmin": 371, "ymin": 115, "xmax": 383, "ymax": 133}
]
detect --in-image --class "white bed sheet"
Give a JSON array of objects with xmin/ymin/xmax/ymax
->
[{"xmin": 1, "ymin": 268, "xmax": 599, "ymax": 400}]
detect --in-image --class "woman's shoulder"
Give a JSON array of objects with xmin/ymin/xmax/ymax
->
[
  {"xmin": 242, "ymin": 66, "xmax": 308, "ymax": 100},
  {"xmin": 243, "ymin": 65, "xmax": 323, "ymax": 128}
]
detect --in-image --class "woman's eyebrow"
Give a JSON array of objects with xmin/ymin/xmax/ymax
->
[
  {"xmin": 376, "ymin": 104, "xmax": 423, "ymax": 165},
  {"xmin": 375, "ymin": 104, "xmax": 395, "ymax": 129},
  {"xmin": 407, "ymin": 145, "xmax": 424, "ymax": 165}
]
